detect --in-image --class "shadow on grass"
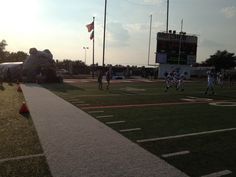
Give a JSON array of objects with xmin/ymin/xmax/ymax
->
[
  {"xmin": 0, "ymin": 85, "xmax": 5, "ymax": 91},
  {"xmin": 41, "ymin": 83, "xmax": 85, "ymax": 93}
]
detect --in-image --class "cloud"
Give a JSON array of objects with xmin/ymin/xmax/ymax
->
[
  {"xmin": 125, "ymin": 0, "xmax": 162, "ymax": 6},
  {"xmin": 143, "ymin": 0, "xmax": 162, "ymax": 5},
  {"xmin": 221, "ymin": 6, "xmax": 236, "ymax": 18},
  {"xmin": 107, "ymin": 22, "xmax": 130, "ymax": 47},
  {"xmin": 200, "ymin": 38, "xmax": 223, "ymax": 48}
]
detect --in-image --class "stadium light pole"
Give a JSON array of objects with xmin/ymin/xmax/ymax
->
[
  {"xmin": 83, "ymin": 47, "xmax": 89, "ymax": 65},
  {"xmin": 102, "ymin": 0, "xmax": 107, "ymax": 67},
  {"xmin": 166, "ymin": 0, "xmax": 169, "ymax": 33},
  {"xmin": 148, "ymin": 14, "xmax": 152, "ymax": 66},
  {"xmin": 178, "ymin": 19, "xmax": 183, "ymax": 65}
]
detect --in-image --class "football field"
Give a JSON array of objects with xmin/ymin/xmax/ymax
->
[{"xmin": 44, "ymin": 78, "xmax": 236, "ymax": 177}]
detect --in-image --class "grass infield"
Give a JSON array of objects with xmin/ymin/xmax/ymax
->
[
  {"xmin": 44, "ymin": 79, "xmax": 236, "ymax": 177},
  {"xmin": 0, "ymin": 83, "xmax": 52, "ymax": 177}
]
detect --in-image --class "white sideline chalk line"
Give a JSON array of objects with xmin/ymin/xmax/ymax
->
[
  {"xmin": 137, "ymin": 127, "xmax": 236, "ymax": 143},
  {"xmin": 162, "ymin": 151, "xmax": 190, "ymax": 158},
  {"xmin": 0, "ymin": 153, "xmax": 44, "ymax": 163},
  {"xmin": 200, "ymin": 170, "xmax": 232, "ymax": 177},
  {"xmin": 96, "ymin": 115, "xmax": 114, "ymax": 119},
  {"xmin": 120, "ymin": 128, "xmax": 141, "ymax": 132},
  {"xmin": 88, "ymin": 110, "xmax": 105, "ymax": 113},
  {"xmin": 106, "ymin": 121, "xmax": 126, "ymax": 125}
]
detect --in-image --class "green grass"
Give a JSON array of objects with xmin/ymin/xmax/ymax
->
[
  {"xmin": 0, "ymin": 83, "xmax": 52, "ymax": 177},
  {"xmin": 43, "ymin": 79, "xmax": 236, "ymax": 177}
]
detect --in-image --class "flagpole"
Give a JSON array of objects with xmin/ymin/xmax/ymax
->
[
  {"xmin": 92, "ymin": 16, "xmax": 95, "ymax": 78},
  {"xmin": 102, "ymin": 0, "xmax": 107, "ymax": 67}
]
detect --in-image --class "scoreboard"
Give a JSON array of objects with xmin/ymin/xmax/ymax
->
[{"xmin": 156, "ymin": 32, "xmax": 198, "ymax": 65}]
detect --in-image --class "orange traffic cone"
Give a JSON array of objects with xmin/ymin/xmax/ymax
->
[
  {"xmin": 19, "ymin": 102, "xmax": 29, "ymax": 114},
  {"xmin": 17, "ymin": 85, "xmax": 22, "ymax": 92}
]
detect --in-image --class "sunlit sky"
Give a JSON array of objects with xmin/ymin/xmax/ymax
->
[{"xmin": 0, "ymin": 0, "xmax": 235, "ymax": 66}]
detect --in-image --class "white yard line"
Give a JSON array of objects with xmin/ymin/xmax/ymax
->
[
  {"xmin": 0, "ymin": 153, "xmax": 44, "ymax": 163},
  {"xmin": 200, "ymin": 170, "xmax": 232, "ymax": 177},
  {"xmin": 106, "ymin": 121, "xmax": 126, "ymax": 125},
  {"xmin": 96, "ymin": 115, "xmax": 114, "ymax": 119},
  {"xmin": 137, "ymin": 127, "xmax": 236, "ymax": 143},
  {"xmin": 88, "ymin": 110, "xmax": 105, "ymax": 113},
  {"xmin": 120, "ymin": 128, "xmax": 142, "ymax": 132},
  {"xmin": 187, "ymin": 96, "xmax": 197, "ymax": 99},
  {"xmin": 161, "ymin": 151, "xmax": 190, "ymax": 158}
]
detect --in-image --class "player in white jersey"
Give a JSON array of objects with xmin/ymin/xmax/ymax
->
[
  {"xmin": 177, "ymin": 72, "xmax": 186, "ymax": 91},
  {"xmin": 164, "ymin": 72, "xmax": 172, "ymax": 92},
  {"xmin": 205, "ymin": 71, "xmax": 215, "ymax": 95},
  {"xmin": 217, "ymin": 72, "xmax": 223, "ymax": 87}
]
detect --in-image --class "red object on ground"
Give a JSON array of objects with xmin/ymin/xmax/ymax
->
[
  {"xmin": 17, "ymin": 85, "xmax": 22, "ymax": 92},
  {"xmin": 19, "ymin": 102, "xmax": 29, "ymax": 114}
]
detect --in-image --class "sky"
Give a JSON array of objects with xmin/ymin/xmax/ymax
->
[{"xmin": 0, "ymin": 0, "xmax": 235, "ymax": 66}]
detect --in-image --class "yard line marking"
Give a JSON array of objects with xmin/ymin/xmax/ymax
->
[
  {"xmin": 0, "ymin": 153, "xmax": 45, "ymax": 163},
  {"xmin": 81, "ymin": 101, "xmax": 213, "ymax": 110},
  {"xmin": 76, "ymin": 104, "xmax": 90, "ymax": 106},
  {"xmin": 200, "ymin": 170, "xmax": 232, "ymax": 177},
  {"xmin": 106, "ymin": 121, "xmax": 126, "ymax": 125},
  {"xmin": 187, "ymin": 96, "xmax": 197, "ymax": 99},
  {"xmin": 209, "ymin": 102, "xmax": 236, "ymax": 107},
  {"xmin": 137, "ymin": 127, "xmax": 236, "ymax": 143},
  {"xmin": 120, "ymin": 128, "xmax": 142, "ymax": 132},
  {"xmin": 71, "ymin": 101, "xmax": 85, "ymax": 104},
  {"xmin": 161, "ymin": 151, "xmax": 190, "ymax": 158},
  {"xmin": 88, "ymin": 110, "xmax": 105, "ymax": 113},
  {"xmin": 73, "ymin": 94, "xmax": 120, "ymax": 97},
  {"xmin": 181, "ymin": 98, "xmax": 196, "ymax": 102},
  {"xmin": 69, "ymin": 100, "xmax": 84, "ymax": 103},
  {"xmin": 96, "ymin": 115, "xmax": 114, "ymax": 119}
]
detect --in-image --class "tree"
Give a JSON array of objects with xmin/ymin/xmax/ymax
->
[
  {"xmin": 0, "ymin": 40, "xmax": 7, "ymax": 62},
  {"xmin": 5, "ymin": 51, "xmax": 28, "ymax": 62},
  {"xmin": 202, "ymin": 50, "xmax": 236, "ymax": 71}
]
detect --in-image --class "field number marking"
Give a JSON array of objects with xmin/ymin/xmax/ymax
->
[
  {"xmin": 161, "ymin": 151, "xmax": 190, "ymax": 158},
  {"xmin": 201, "ymin": 170, "xmax": 232, "ymax": 177},
  {"xmin": 137, "ymin": 127, "xmax": 236, "ymax": 143}
]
